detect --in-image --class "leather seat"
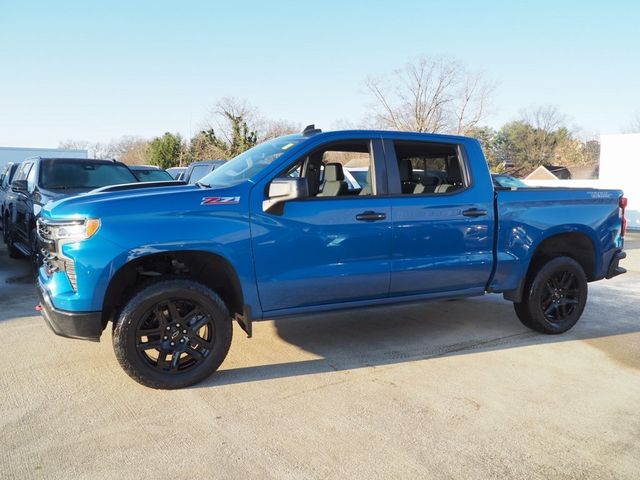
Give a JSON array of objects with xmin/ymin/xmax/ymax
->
[
  {"xmin": 413, "ymin": 175, "xmax": 440, "ymax": 194},
  {"xmin": 359, "ymin": 169, "xmax": 372, "ymax": 195},
  {"xmin": 399, "ymin": 159, "xmax": 417, "ymax": 193},
  {"xmin": 318, "ymin": 163, "xmax": 348, "ymax": 197}
]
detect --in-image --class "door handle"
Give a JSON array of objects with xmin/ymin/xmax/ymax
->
[
  {"xmin": 462, "ymin": 208, "xmax": 488, "ymax": 217},
  {"xmin": 356, "ymin": 211, "xmax": 386, "ymax": 222}
]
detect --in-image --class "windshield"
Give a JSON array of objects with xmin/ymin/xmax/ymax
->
[
  {"xmin": 133, "ymin": 169, "xmax": 173, "ymax": 182},
  {"xmin": 199, "ymin": 135, "xmax": 306, "ymax": 188},
  {"xmin": 40, "ymin": 160, "xmax": 138, "ymax": 189}
]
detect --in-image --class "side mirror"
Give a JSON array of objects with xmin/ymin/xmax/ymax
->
[
  {"xmin": 11, "ymin": 179, "xmax": 27, "ymax": 193},
  {"xmin": 263, "ymin": 177, "xmax": 309, "ymax": 212}
]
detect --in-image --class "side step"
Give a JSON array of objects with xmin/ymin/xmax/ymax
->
[{"xmin": 13, "ymin": 241, "xmax": 31, "ymax": 257}]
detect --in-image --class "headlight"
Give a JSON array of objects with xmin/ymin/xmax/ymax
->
[{"xmin": 47, "ymin": 219, "xmax": 101, "ymax": 241}]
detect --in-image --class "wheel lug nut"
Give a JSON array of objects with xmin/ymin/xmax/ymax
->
[
  {"xmin": 163, "ymin": 336, "xmax": 168, "ymax": 340},
  {"xmin": 176, "ymin": 323, "xmax": 180, "ymax": 327},
  {"xmin": 182, "ymin": 330, "xmax": 187, "ymax": 334},
  {"xmin": 166, "ymin": 326, "xmax": 170, "ymax": 331},
  {"xmin": 179, "ymin": 339, "xmax": 184, "ymax": 343},
  {"xmin": 170, "ymin": 342, "xmax": 175, "ymax": 347}
]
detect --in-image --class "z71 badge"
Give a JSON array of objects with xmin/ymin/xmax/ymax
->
[{"xmin": 201, "ymin": 196, "xmax": 240, "ymax": 205}]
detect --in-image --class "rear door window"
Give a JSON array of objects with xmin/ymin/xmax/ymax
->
[{"xmin": 391, "ymin": 141, "xmax": 467, "ymax": 195}]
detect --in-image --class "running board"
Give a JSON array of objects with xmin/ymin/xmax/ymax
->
[{"xmin": 13, "ymin": 241, "xmax": 31, "ymax": 256}]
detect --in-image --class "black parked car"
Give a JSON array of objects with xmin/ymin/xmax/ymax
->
[
  {"xmin": 166, "ymin": 166, "xmax": 186, "ymax": 180},
  {"xmin": 3, "ymin": 157, "xmax": 138, "ymax": 265},
  {"xmin": 183, "ymin": 160, "xmax": 225, "ymax": 184},
  {"xmin": 0, "ymin": 162, "xmax": 20, "ymax": 238},
  {"xmin": 128, "ymin": 165, "xmax": 175, "ymax": 182}
]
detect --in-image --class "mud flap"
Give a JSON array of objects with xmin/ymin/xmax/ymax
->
[{"xmin": 234, "ymin": 305, "xmax": 253, "ymax": 338}]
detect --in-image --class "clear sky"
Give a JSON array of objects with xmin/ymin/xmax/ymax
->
[{"xmin": 1, "ymin": 0, "xmax": 638, "ymax": 148}]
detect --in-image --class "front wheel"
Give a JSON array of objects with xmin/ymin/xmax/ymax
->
[
  {"xmin": 514, "ymin": 256, "xmax": 588, "ymax": 334},
  {"xmin": 112, "ymin": 279, "xmax": 233, "ymax": 389}
]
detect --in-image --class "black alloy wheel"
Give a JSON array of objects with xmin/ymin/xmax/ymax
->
[
  {"xmin": 539, "ymin": 270, "xmax": 580, "ymax": 323},
  {"xmin": 135, "ymin": 298, "xmax": 216, "ymax": 374},
  {"xmin": 514, "ymin": 256, "xmax": 588, "ymax": 334},
  {"xmin": 113, "ymin": 279, "xmax": 233, "ymax": 389}
]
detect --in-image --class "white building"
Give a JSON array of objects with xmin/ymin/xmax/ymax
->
[
  {"xmin": 0, "ymin": 146, "xmax": 88, "ymax": 169},
  {"xmin": 524, "ymin": 133, "xmax": 639, "ymax": 231},
  {"xmin": 599, "ymin": 134, "xmax": 640, "ymax": 231}
]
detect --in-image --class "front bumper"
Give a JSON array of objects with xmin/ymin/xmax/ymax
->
[
  {"xmin": 37, "ymin": 280, "xmax": 103, "ymax": 342},
  {"xmin": 605, "ymin": 250, "xmax": 627, "ymax": 279}
]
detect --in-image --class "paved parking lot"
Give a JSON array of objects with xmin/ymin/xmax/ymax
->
[{"xmin": 1, "ymin": 234, "xmax": 639, "ymax": 479}]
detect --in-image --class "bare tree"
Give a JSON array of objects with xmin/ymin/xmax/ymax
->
[
  {"xmin": 521, "ymin": 105, "xmax": 567, "ymax": 133},
  {"xmin": 207, "ymin": 97, "xmax": 261, "ymax": 144},
  {"xmin": 59, "ymin": 136, "xmax": 146, "ymax": 160},
  {"xmin": 365, "ymin": 56, "xmax": 494, "ymax": 134},
  {"xmin": 204, "ymin": 97, "xmax": 299, "ymax": 143},
  {"xmin": 453, "ymin": 71, "xmax": 495, "ymax": 134},
  {"xmin": 261, "ymin": 119, "xmax": 300, "ymax": 140},
  {"xmin": 120, "ymin": 139, "xmax": 151, "ymax": 165}
]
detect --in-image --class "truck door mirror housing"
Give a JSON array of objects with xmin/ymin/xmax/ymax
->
[
  {"xmin": 11, "ymin": 179, "xmax": 27, "ymax": 193},
  {"xmin": 263, "ymin": 177, "xmax": 309, "ymax": 212}
]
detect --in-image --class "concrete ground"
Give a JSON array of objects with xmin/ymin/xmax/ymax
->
[{"xmin": 1, "ymin": 234, "xmax": 639, "ymax": 480}]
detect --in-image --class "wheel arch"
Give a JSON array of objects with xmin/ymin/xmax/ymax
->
[
  {"xmin": 504, "ymin": 230, "xmax": 596, "ymax": 302},
  {"xmin": 102, "ymin": 250, "xmax": 244, "ymax": 331}
]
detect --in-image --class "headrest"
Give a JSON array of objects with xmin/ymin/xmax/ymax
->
[
  {"xmin": 447, "ymin": 159, "xmax": 462, "ymax": 181},
  {"xmin": 399, "ymin": 159, "xmax": 413, "ymax": 181},
  {"xmin": 324, "ymin": 163, "xmax": 345, "ymax": 181}
]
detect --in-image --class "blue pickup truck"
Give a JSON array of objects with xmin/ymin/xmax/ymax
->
[{"xmin": 36, "ymin": 127, "xmax": 627, "ymax": 389}]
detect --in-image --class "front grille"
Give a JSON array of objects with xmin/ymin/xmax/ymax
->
[
  {"xmin": 38, "ymin": 219, "xmax": 78, "ymax": 292},
  {"xmin": 41, "ymin": 246, "xmax": 78, "ymax": 291},
  {"xmin": 37, "ymin": 219, "xmax": 53, "ymax": 242},
  {"xmin": 65, "ymin": 261, "xmax": 77, "ymax": 291}
]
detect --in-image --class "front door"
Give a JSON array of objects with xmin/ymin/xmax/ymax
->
[{"xmin": 251, "ymin": 138, "xmax": 392, "ymax": 313}]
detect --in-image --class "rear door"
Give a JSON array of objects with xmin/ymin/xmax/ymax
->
[
  {"xmin": 384, "ymin": 138, "xmax": 495, "ymax": 296},
  {"xmin": 250, "ymin": 137, "xmax": 392, "ymax": 312}
]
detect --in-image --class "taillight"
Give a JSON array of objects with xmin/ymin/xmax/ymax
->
[{"xmin": 619, "ymin": 196, "xmax": 627, "ymax": 237}]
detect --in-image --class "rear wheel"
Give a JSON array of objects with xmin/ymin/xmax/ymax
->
[
  {"xmin": 514, "ymin": 256, "xmax": 587, "ymax": 334},
  {"xmin": 113, "ymin": 279, "xmax": 233, "ymax": 389}
]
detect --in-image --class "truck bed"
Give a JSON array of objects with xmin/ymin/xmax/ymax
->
[{"xmin": 490, "ymin": 187, "xmax": 624, "ymax": 298}]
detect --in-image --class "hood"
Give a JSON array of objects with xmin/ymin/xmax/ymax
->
[
  {"xmin": 40, "ymin": 186, "xmax": 98, "ymax": 202},
  {"xmin": 41, "ymin": 182, "xmax": 248, "ymax": 221}
]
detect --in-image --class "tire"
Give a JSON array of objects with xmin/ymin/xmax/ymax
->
[
  {"xmin": 112, "ymin": 279, "xmax": 233, "ymax": 389},
  {"xmin": 514, "ymin": 256, "xmax": 588, "ymax": 334}
]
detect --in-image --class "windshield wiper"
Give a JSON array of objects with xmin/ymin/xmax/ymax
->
[{"xmin": 196, "ymin": 181, "xmax": 210, "ymax": 188}]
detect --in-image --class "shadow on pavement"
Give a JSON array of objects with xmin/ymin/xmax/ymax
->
[
  {"xmin": 198, "ymin": 279, "xmax": 640, "ymax": 388},
  {"xmin": 3, "ymin": 232, "xmax": 637, "ymax": 387},
  {"xmin": 0, "ymin": 245, "xmax": 36, "ymax": 322}
]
